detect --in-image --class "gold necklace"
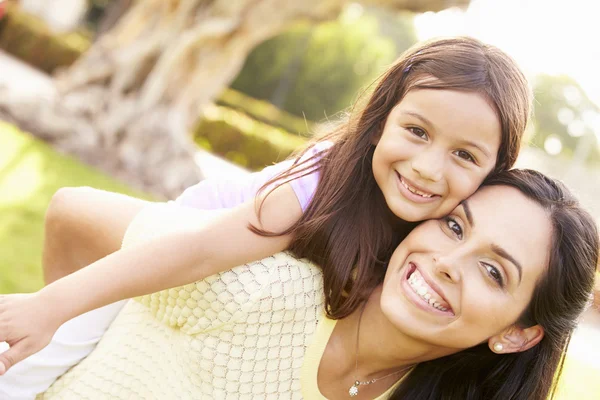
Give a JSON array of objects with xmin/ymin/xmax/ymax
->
[{"xmin": 348, "ymin": 304, "xmax": 413, "ymax": 397}]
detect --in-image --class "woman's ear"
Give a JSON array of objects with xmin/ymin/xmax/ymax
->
[{"xmin": 488, "ymin": 324, "xmax": 544, "ymax": 354}]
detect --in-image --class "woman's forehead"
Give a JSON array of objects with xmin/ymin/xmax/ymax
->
[{"xmin": 463, "ymin": 186, "xmax": 552, "ymax": 272}]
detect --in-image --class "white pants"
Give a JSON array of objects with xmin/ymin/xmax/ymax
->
[{"xmin": 0, "ymin": 301, "xmax": 126, "ymax": 399}]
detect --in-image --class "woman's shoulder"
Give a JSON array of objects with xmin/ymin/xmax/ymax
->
[{"xmin": 134, "ymin": 250, "xmax": 324, "ymax": 335}]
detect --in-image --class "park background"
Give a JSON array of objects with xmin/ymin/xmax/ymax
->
[{"xmin": 0, "ymin": 0, "xmax": 598, "ymax": 397}]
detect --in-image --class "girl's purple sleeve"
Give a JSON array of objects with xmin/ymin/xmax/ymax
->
[{"xmin": 175, "ymin": 141, "xmax": 331, "ymax": 212}]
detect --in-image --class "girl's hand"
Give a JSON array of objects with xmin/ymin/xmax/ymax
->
[{"xmin": 0, "ymin": 292, "xmax": 62, "ymax": 375}]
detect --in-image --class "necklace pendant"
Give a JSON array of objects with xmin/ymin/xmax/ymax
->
[{"xmin": 349, "ymin": 381, "xmax": 360, "ymax": 397}]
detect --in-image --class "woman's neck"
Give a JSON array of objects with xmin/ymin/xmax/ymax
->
[{"xmin": 332, "ymin": 286, "xmax": 453, "ymax": 380}]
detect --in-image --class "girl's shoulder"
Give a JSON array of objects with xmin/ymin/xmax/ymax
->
[{"xmin": 175, "ymin": 141, "xmax": 333, "ymax": 211}]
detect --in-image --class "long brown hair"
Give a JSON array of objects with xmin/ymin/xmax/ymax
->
[
  {"xmin": 390, "ymin": 169, "xmax": 599, "ymax": 400},
  {"xmin": 254, "ymin": 37, "xmax": 533, "ymax": 318}
]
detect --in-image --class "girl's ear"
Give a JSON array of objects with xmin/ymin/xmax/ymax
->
[{"xmin": 488, "ymin": 324, "xmax": 544, "ymax": 354}]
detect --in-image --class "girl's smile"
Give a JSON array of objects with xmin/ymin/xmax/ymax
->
[
  {"xmin": 373, "ymin": 85, "xmax": 501, "ymax": 222},
  {"xmin": 396, "ymin": 173, "xmax": 440, "ymax": 204}
]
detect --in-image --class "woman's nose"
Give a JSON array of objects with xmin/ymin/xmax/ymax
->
[{"xmin": 433, "ymin": 253, "xmax": 462, "ymax": 283}]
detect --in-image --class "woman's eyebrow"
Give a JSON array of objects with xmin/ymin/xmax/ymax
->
[
  {"xmin": 459, "ymin": 200, "xmax": 473, "ymax": 226},
  {"xmin": 461, "ymin": 199, "xmax": 523, "ymax": 284},
  {"xmin": 491, "ymin": 244, "xmax": 523, "ymax": 284}
]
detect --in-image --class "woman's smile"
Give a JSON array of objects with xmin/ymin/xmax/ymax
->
[
  {"xmin": 381, "ymin": 184, "xmax": 552, "ymax": 350},
  {"xmin": 400, "ymin": 261, "xmax": 455, "ymax": 317}
]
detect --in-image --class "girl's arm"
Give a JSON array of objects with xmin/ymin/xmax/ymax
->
[
  {"xmin": 43, "ymin": 187, "xmax": 151, "ymax": 284},
  {"xmin": 0, "ymin": 183, "xmax": 302, "ymax": 374}
]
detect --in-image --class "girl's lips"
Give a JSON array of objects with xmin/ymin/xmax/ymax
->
[
  {"xmin": 395, "ymin": 173, "xmax": 440, "ymax": 204},
  {"xmin": 401, "ymin": 262, "xmax": 455, "ymax": 316}
]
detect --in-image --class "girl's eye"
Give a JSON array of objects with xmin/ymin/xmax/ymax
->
[
  {"xmin": 482, "ymin": 263, "xmax": 505, "ymax": 288},
  {"xmin": 407, "ymin": 127, "xmax": 428, "ymax": 140},
  {"xmin": 444, "ymin": 217, "xmax": 463, "ymax": 240},
  {"xmin": 454, "ymin": 150, "xmax": 476, "ymax": 163}
]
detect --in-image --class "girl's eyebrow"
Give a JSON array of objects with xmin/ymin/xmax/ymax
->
[
  {"xmin": 458, "ymin": 139, "xmax": 492, "ymax": 158},
  {"xmin": 401, "ymin": 111, "xmax": 435, "ymax": 130},
  {"xmin": 401, "ymin": 111, "xmax": 491, "ymax": 158},
  {"xmin": 460, "ymin": 200, "xmax": 523, "ymax": 284}
]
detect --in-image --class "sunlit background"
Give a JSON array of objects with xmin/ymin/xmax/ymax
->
[{"xmin": 0, "ymin": 0, "xmax": 598, "ymax": 397}]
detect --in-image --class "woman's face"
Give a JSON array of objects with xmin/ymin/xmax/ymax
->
[
  {"xmin": 380, "ymin": 185, "xmax": 552, "ymax": 350},
  {"xmin": 372, "ymin": 87, "xmax": 501, "ymax": 222}
]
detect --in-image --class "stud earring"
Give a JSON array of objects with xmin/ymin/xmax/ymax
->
[{"xmin": 493, "ymin": 342, "xmax": 504, "ymax": 353}]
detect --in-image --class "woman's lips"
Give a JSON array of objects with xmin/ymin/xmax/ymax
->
[{"xmin": 402, "ymin": 262, "xmax": 455, "ymax": 316}]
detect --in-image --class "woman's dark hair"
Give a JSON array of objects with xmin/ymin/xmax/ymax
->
[
  {"xmin": 389, "ymin": 169, "xmax": 599, "ymax": 400},
  {"xmin": 254, "ymin": 36, "xmax": 532, "ymax": 319}
]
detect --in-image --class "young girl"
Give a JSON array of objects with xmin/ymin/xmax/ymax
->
[{"xmin": 0, "ymin": 36, "xmax": 532, "ymax": 381}]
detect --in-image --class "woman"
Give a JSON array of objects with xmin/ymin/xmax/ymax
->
[{"xmin": 7, "ymin": 169, "xmax": 593, "ymax": 400}]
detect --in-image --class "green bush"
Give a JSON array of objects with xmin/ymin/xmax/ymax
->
[
  {"xmin": 194, "ymin": 105, "xmax": 306, "ymax": 170},
  {"xmin": 217, "ymin": 89, "xmax": 313, "ymax": 137},
  {"xmin": 0, "ymin": 4, "xmax": 91, "ymax": 73},
  {"xmin": 231, "ymin": 8, "xmax": 416, "ymax": 121}
]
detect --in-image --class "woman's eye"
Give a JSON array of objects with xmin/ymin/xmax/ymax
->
[
  {"xmin": 444, "ymin": 217, "xmax": 463, "ymax": 240},
  {"xmin": 483, "ymin": 263, "xmax": 505, "ymax": 288},
  {"xmin": 454, "ymin": 150, "xmax": 476, "ymax": 163},
  {"xmin": 407, "ymin": 127, "xmax": 428, "ymax": 140}
]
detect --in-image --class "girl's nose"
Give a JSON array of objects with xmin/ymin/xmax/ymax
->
[{"xmin": 411, "ymin": 148, "xmax": 444, "ymax": 182}]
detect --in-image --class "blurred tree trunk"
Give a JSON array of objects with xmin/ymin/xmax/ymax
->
[
  {"xmin": 95, "ymin": 0, "xmax": 134, "ymax": 39},
  {"xmin": 4, "ymin": 0, "xmax": 468, "ymax": 198}
]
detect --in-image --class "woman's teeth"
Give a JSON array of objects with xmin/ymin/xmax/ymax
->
[
  {"xmin": 400, "ymin": 177, "xmax": 434, "ymax": 198},
  {"xmin": 408, "ymin": 270, "xmax": 449, "ymax": 312}
]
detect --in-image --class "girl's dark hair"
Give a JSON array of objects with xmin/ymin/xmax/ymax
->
[
  {"xmin": 389, "ymin": 169, "xmax": 599, "ymax": 400},
  {"xmin": 254, "ymin": 36, "xmax": 533, "ymax": 318}
]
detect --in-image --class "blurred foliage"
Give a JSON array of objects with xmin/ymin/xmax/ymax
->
[
  {"xmin": 194, "ymin": 105, "xmax": 306, "ymax": 170},
  {"xmin": 231, "ymin": 5, "xmax": 416, "ymax": 122},
  {"xmin": 0, "ymin": 122, "xmax": 150, "ymax": 294},
  {"xmin": 217, "ymin": 89, "xmax": 313, "ymax": 137},
  {"xmin": 0, "ymin": 3, "xmax": 90, "ymax": 73},
  {"xmin": 85, "ymin": 0, "xmax": 113, "ymax": 30},
  {"xmin": 530, "ymin": 74, "xmax": 600, "ymax": 165}
]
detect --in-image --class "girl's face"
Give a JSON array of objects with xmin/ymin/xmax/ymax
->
[
  {"xmin": 372, "ymin": 87, "xmax": 502, "ymax": 222},
  {"xmin": 379, "ymin": 185, "xmax": 551, "ymax": 350}
]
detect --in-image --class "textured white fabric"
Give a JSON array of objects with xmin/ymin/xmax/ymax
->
[{"xmin": 38, "ymin": 204, "xmax": 325, "ymax": 399}]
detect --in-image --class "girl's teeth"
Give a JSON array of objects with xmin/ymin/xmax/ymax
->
[{"xmin": 401, "ymin": 178, "xmax": 434, "ymax": 198}]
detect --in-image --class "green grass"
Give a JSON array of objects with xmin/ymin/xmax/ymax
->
[
  {"xmin": 0, "ymin": 122, "xmax": 597, "ymax": 398},
  {"xmin": 0, "ymin": 121, "xmax": 149, "ymax": 293}
]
